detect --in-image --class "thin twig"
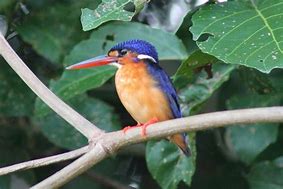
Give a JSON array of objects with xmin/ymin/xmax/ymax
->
[
  {"xmin": 0, "ymin": 146, "xmax": 89, "ymax": 176},
  {"xmin": 32, "ymin": 107, "xmax": 283, "ymax": 188},
  {"xmin": 0, "ymin": 34, "xmax": 102, "ymax": 139}
]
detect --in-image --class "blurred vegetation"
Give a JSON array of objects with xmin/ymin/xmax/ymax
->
[{"xmin": 0, "ymin": 0, "xmax": 283, "ymax": 188}]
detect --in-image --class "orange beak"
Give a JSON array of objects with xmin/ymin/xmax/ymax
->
[{"xmin": 66, "ymin": 55, "xmax": 118, "ymax": 70}]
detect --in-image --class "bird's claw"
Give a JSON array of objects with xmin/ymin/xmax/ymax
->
[{"xmin": 123, "ymin": 117, "xmax": 158, "ymax": 137}]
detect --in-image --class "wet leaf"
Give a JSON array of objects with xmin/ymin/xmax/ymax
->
[
  {"xmin": 190, "ymin": 0, "xmax": 283, "ymax": 73},
  {"xmin": 81, "ymin": 0, "xmax": 147, "ymax": 31}
]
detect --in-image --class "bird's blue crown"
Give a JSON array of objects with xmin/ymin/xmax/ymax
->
[{"xmin": 109, "ymin": 39, "xmax": 159, "ymax": 63}]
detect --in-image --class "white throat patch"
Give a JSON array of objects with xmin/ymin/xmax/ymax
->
[
  {"xmin": 137, "ymin": 54, "xmax": 157, "ymax": 63},
  {"xmin": 109, "ymin": 62, "xmax": 122, "ymax": 68}
]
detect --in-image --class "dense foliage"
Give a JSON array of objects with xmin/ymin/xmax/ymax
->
[{"xmin": 0, "ymin": 0, "xmax": 283, "ymax": 188}]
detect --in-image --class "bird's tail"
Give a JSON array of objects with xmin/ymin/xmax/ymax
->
[{"xmin": 169, "ymin": 133, "xmax": 191, "ymax": 156}]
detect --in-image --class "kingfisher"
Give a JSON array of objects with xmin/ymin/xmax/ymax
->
[{"xmin": 67, "ymin": 39, "xmax": 191, "ymax": 156}]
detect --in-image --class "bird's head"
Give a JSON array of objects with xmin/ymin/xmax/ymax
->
[{"xmin": 66, "ymin": 39, "xmax": 158, "ymax": 70}]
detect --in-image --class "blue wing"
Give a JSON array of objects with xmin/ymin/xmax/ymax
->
[{"xmin": 146, "ymin": 61, "xmax": 181, "ymax": 118}]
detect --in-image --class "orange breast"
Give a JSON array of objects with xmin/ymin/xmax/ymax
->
[{"xmin": 115, "ymin": 63, "xmax": 173, "ymax": 123}]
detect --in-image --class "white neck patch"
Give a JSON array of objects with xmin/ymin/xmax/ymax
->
[{"xmin": 137, "ymin": 54, "xmax": 157, "ymax": 63}]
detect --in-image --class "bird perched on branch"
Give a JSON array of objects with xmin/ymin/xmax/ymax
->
[{"xmin": 67, "ymin": 39, "xmax": 191, "ymax": 156}]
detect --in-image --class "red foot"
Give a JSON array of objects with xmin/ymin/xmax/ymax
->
[
  {"xmin": 141, "ymin": 117, "xmax": 158, "ymax": 136},
  {"xmin": 123, "ymin": 118, "xmax": 159, "ymax": 137},
  {"xmin": 123, "ymin": 123, "xmax": 142, "ymax": 133}
]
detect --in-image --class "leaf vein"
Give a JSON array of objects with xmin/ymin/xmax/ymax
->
[
  {"xmin": 251, "ymin": 0, "xmax": 283, "ymax": 53},
  {"xmin": 226, "ymin": 26, "xmax": 266, "ymax": 58},
  {"xmin": 210, "ymin": 14, "xmax": 259, "ymax": 52}
]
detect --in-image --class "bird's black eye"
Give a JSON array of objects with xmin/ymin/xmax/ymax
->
[{"xmin": 119, "ymin": 49, "xmax": 128, "ymax": 56}]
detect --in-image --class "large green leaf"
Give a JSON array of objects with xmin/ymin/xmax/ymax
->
[
  {"xmin": 190, "ymin": 0, "xmax": 283, "ymax": 73},
  {"xmin": 226, "ymin": 94, "xmax": 279, "ymax": 164},
  {"xmin": 34, "ymin": 95, "xmax": 120, "ymax": 149},
  {"xmin": 247, "ymin": 157, "xmax": 283, "ymax": 189},
  {"xmin": 35, "ymin": 21, "xmax": 188, "ymax": 117},
  {"xmin": 146, "ymin": 133, "xmax": 196, "ymax": 189},
  {"xmin": 84, "ymin": 21, "xmax": 188, "ymax": 61},
  {"xmin": 178, "ymin": 63, "xmax": 235, "ymax": 116},
  {"xmin": 81, "ymin": 0, "xmax": 147, "ymax": 31},
  {"xmin": 0, "ymin": 59, "xmax": 35, "ymax": 116},
  {"xmin": 17, "ymin": 1, "xmax": 100, "ymax": 63}
]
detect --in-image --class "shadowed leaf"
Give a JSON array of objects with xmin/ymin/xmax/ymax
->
[
  {"xmin": 34, "ymin": 95, "xmax": 120, "ymax": 149},
  {"xmin": 226, "ymin": 94, "xmax": 279, "ymax": 164},
  {"xmin": 146, "ymin": 133, "xmax": 196, "ymax": 189},
  {"xmin": 247, "ymin": 157, "xmax": 283, "ymax": 189},
  {"xmin": 179, "ymin": 63, "xmax": 235, "ymax": 116},
  {"xmin": 0, "ymin": 59, "xmax": 35, "ymax": 116},
  {"xmin": 17, "ymin": 1, "xmax": 100, "ymax": 63}
]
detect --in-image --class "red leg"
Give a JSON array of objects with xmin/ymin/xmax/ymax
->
[
  {"xmin": 123, "ymin": 123, "xmax": 142, "ymax": 133},
  {"xmin": 141, "ymin": 117, "xmax": 158, "ymax": 137}
]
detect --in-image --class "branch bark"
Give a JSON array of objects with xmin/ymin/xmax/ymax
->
[
  {"xmin": 0, "ymin": 146, "xmax": 88, "ymax": 176},
  {"xmin": 32, "ymin": 107, "xmax": 283, "ymax": 188},
  {"xmin": 0, "ymin": 34, "xmax": 102, "ymax": 139}
]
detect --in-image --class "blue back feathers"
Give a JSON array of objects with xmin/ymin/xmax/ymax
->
[
  {"xmin": 110, "ymin": 39, "xmax": 159, "ymax": 63},
  {"xmin": 146, "ymin": 62, "xmax": 182, "ymax": 118}
]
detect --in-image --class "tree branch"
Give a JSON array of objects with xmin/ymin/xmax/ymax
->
[
  {"xmin": 32, "ymin": 107, "xmax": 283, "ymax": 188},
  {"xmin": 0, "ymin": 146, "xmax": 89, "ymax": 176},
  {"xmin": 0, "ymin": 34, "xmax": 102, "ymax": 139}
]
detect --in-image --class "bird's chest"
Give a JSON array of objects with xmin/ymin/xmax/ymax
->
[{"xmin": 115, "ymin": 65, "xmax": 172, "ymax": 123}]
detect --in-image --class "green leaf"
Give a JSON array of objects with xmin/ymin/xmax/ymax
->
[
  {"xmin": 81, "ymin": 0, "xmax": 147, "ymax": 31},
  {"xmin": 35, "ymin": 21, "xmax": 188, "ymax": 117},
  {"xmin": 84, "ymin": 21, "xmax": 188, "ymax": 61},
  {"xmin": 34, "ymin": 36, "xmax": 116, "ymax": 117},
  {"xmin": 176, "ymin": 9, "xmax": 198, "ymax": 54},
  {"xmin": 0, "ymin": 123, "xmax": 35, "ymax": 186},
  {"xmin": 226, "ymin": 94, "xmax": 279, "ymax": 164},
  {"xmin": 0, "ymin": 0, "xmax": 15, "ymax": 12},
  {"xmin": 0, "ymin": 176, "xmax": 10, "ymax": 189},
  {"xmin": 17, "ymin": 1, "xmax": 100, "ymax": 63},
  {"xmin": 190, "ymin": 0, "xmax": 283, "ymax": 73},
  {"xmin": 146, "ymin": 133, "xmax": 196, "ymax": 189},
  {"xmin": 173, "ymin": 50, "xmax": 218, "ymax": 89},
  {"xmin": 34, "ymin": 95, "xmax": 120, "ymax": 149},
  {"xmin": 179, "ymin": 63, "xmax": 235, "ymax": 116},
  {"xmin": 65, "ymin": 157, "xmax": 130, "ymax": 189},
  {"xmin": 0, "ymin": 59, "xmax": 35, "ymax": 116},
  {"xmin": 247, "ymin": 157, "xmax": 283, "ymax": 189}
]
